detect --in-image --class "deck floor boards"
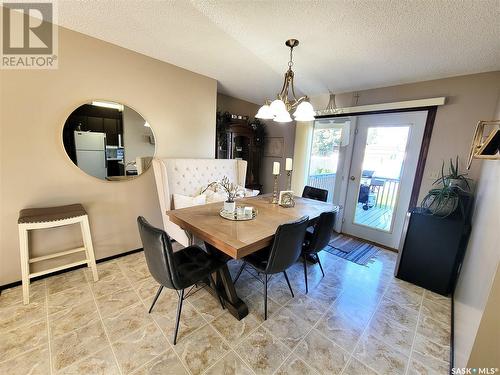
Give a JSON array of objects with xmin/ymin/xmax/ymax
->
[{"xmin": 354, "ymin": 204, "xmax": 393, "ymax": 231}]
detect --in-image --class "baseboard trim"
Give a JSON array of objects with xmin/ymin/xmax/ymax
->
[
  {"xmin": 0, "ymin": 248, "xmax": 144, "ymax": 292},
  {"xmin": 338, "ymin": 232, "xmax": 398, "ymax": 253}
]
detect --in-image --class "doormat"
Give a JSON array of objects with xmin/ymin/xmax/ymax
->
[{"xmin": 326, "ymin": 234, "xmax": 379, "ymax": 266}]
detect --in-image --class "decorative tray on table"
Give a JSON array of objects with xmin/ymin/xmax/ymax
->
[{"xmin": 219, "ymin": 206, "xmax": 258, "ymax": 221}]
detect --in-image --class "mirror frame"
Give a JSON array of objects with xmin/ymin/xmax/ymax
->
[{"xmin": 61, "ymin": 99, "xmax": 157, "ymax": 182}]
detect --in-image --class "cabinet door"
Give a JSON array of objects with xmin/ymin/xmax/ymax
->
[
  {"xmin": 103, "ymin": 118, "xmax": 118, "ymax": 145},
  {"xmin": 107, "ymin": 160, "xmax": 120, "ymax": 176},
  {"xmin": 87, "ymin": 116, "xmax": 104, "ymax": 132},
  {"xmin": 232, "ymin": 135, "xmax": 250, "ymax": 160}
]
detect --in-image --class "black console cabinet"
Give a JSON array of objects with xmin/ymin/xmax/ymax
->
[{"xmin": 395, "ymin": 194, "xmax": 473, "ymax": 296}]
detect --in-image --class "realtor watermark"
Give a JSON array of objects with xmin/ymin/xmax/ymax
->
[
  {"xmin": 452, "ymin": 368, "xmax": 499, "ymax": 374},
  {"xmin": 1, "ymin": 0, "xmax": 58, "ymax": 69}
]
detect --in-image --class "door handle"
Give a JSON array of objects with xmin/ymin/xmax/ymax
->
[{"xmin": 350, "ymin": 176, "xmax": 356, "ymax": 181}]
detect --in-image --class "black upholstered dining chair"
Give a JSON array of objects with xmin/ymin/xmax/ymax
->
[
  {"xmin": 301, "ymin": 211, "xmax": 336, "ymax": 293},
  {"xmin": 137, "ymin": 216, "xmax": 226, "ymax": 344},
  {"xmin": 302, "ymin": 185, "xmax": 329, "ymax": 202},
  {"xmin": 233, "ymin": 216, "xmax": 309, "ymax": 320}
]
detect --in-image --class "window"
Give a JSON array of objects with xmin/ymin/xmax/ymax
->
[{"xmin": 307, "ymin": 119, "xmax": 349, "ymax": 203}]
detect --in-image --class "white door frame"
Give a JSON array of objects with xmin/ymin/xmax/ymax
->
[
  {"xmin": 337, "ymin": 111, "xmax": 428, "ymax": 248},
  {"xmin": 330, "ymin": 116, "xmax": 357, "ymax": 233}
]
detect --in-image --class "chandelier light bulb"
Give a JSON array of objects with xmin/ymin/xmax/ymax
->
[
  {"xmin": 293, "ymin": 101, "xmax": 315, "ymax": 121},
  {"xmin": 274, "ymin": 111, "xmax": 293, "ymax": 123},
  {"xmin": 255, "ymin": 104, "xmax": 274, "ymax": 119},
  {"xmin": 294, "ymin": 114, "xmax": 316, "ymax": 122},
  {"xmin": 275, "ymin": 106, "xmax": 289, "ymax": 117},
  {"xmin": 270, "ymin": 99, "xmax": 286, "ymax": 116}
]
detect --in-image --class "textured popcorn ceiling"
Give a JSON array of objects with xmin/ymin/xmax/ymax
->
[{"xmin": 56, "ymin": 0, "xmax": 500, "ymax": 104}]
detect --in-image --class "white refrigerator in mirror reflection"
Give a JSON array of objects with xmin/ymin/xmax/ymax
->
[{"xmin": 74, "ymin": 131, "xmax": 107, "ymax": 179}]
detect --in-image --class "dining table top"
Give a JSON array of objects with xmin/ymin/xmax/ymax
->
[{"xmin": 167, "ymin": 194, "xmax": 339, "ymax": 259}]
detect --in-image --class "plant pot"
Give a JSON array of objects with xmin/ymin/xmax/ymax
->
[
  {"xmin": 422, "ymin": 194, "xmax": 459, "ymax": 217},
  {"xmin": 224, "ymin": 201, "xmax": 236, "ymax": 213},
  {"xmin": 446, "ymin": 178, "xmax": 468, "ymax": 191}
]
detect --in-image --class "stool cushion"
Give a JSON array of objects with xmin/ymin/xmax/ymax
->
[{"xmin": 18, "ymin": 204, "xmax": 87, "ymax": 224}]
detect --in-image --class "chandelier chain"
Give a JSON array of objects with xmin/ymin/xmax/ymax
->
[{"xmin": 288, "ymin": 46, "xmax": 294, "ymax": 68}]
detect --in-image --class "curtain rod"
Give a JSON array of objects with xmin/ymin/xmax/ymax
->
[{"xmin": 315, "ymin": 97, "xmax": 446, "ymax": 117}]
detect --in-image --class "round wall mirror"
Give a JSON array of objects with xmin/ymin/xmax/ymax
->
[{"xmin": 62, "ymin": 101, "xmax": 156, "ymax": 181}]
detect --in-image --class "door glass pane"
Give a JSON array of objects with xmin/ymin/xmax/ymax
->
[
  {"xmin": 233, "ymin": 135, "xmax": 250, "ymax": 160},
  {"xmin": 353, "ymin": 126, "xmax": 409, "ymax": 232},
  {"xmin": 307, "ymin": 120, "xmax": 347, "ymax": 203}
]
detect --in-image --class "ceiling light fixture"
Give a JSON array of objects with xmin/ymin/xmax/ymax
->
[
  {"xmin": 91, "ymin": 101, "xmax": 124, "ymax": 111},
  {"xmin": 256, "ymin": 39, "xmax": 315, "ymax": 123}
]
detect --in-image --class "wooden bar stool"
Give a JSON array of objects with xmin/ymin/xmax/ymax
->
[{"xmin": 18, "ymin": 204, "xmax": 99, "ymax": 304}]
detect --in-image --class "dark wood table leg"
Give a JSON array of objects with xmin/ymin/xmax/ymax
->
[{"xmin": 204, "ymin": 243, "xmax": 249, "ymax": 320}]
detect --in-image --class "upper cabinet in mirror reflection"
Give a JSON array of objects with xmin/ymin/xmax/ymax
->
[{"xmin": 62, "ymin": 101, "xmax": 156, "ymax": 181}]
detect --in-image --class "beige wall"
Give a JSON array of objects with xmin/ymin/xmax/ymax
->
[
  {"xmin": 0, "ymin": 26, "xmax": 216, "ymax": 285},
  {"xmin": 453, "ymin": 95, "xmax": 500, "ymax": 368},
  {"xmin": 309, "ymin": 71, "xmax": 500, "ymax": 202},
  {"xmin": 122, "ymin": 106, "xmax": 155, "ymax": 167},
  {"xmin": 291, "ymin": 122, "xmax": 313, "ymax": 194},
  {"xmin": 260, "ymin": 121, "xmax": 297, "ymax": 194},
  {"xmin": 467, "ymin": 266, "xmax": 500, "ymax": 368},
  {"xmin": 217, "ymin": 93, "xmax": 259, "ymax": 119},
  {"xmin": 454, "ymin": 160, "xmax": 500, "ymax": 368}
]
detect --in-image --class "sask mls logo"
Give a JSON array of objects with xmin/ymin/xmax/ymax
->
[{"xmin": 1, "ymin": 1, "xmax": 58, "ymax": 69}]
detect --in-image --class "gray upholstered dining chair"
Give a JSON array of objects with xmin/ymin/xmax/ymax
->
[
  {"xmin": 233, "ymin": 216, "xmax": 309, "ymax": 320},
  {"xmin": 137, "ymin": 216, "xmax": 226, "ymax": 344}
]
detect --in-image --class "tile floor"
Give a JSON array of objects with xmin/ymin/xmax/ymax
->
[{"xmin": 0, "ymin": 244, "xmax": 451, "ymax": 375}]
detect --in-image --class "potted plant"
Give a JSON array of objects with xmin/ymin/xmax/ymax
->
[
  {"xmin": 249, "ymin": 118, "xmax": 267, "ymax": 149},
  {"xmin": 202, "ymin": 176, "xmax": 243, "ymax": 213},
  {"xmin": 421, "ymin": 157, "xmax": 471, "ymax": 217},
  {"xmin": 219, "ymin": 176, "xmax": 241, "ymax": 212},
  {"xmin": 435, "ymin": 156, "xmax": 470, "ymax": 191},
  {"xmin": 216, "ymin": 111, "xmax": 231, "ymax": 156},
  {"xmin": 421, "ymin": 185, "xmax": 460, "ymax": 217}
]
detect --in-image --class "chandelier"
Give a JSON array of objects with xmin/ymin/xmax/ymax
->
[{"xmin": 255, "ymin": 39, "xmax": 315, "ymax": 123}]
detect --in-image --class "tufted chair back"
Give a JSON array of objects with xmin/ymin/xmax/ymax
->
[{"xmin": 152, "ymin": 158, "xmax": 247, "ymax": 246}]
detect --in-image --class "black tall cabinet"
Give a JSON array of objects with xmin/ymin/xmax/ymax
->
[
  {"xmin": 395, "ymin": 193, "xmax": 473, "ymax": 296},
  {"xmin": 216, "ymin": 119, "xmax": 263, "ymax": 191}
]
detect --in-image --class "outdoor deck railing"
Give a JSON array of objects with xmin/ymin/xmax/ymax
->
[
  {"xmin": 370, "ymin": 177, "xmax": 400, "ymax": 208},
  {"xmin": 307, "ymin": 173, "xmax": 400, "ymax": 208}
]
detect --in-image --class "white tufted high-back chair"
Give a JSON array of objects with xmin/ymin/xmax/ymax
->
[{"xmin": 152, "ymin": 158, "xmax": 247, "ymax": 246}]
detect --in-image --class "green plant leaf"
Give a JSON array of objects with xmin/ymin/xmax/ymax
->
[
  {"xmin": 441, "ymin": 161, "xmax": 446, "ymax": 186},
  {"xmin": 449, "ymin": 158, "xmax": 454, "ymax": 176}
]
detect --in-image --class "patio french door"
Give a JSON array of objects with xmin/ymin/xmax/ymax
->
[
  {"xmin": 306, "ymin": 118, "xmax": 350, "ymax": 203},
  {"xmin": 341, "ymin": 111, "xmax": 427, "ymax": 249}
]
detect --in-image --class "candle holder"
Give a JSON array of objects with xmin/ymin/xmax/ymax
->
[
  {"xmin": 286, "ymin": 170, "xmax": 292, "ymax": 191},
  {"xmin": 272, "ymin": 174, "xmax": 279, "ymax": 204}
]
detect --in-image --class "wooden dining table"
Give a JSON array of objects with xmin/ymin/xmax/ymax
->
[{"xmin": 167, "ymin": 194, "xmax": 338, "ymax": 320}]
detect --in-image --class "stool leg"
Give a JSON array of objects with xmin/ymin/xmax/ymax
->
[
  {"xmin": 80, "ymin": 216, "xmax": 99, "ymax": 282},
  {"xmin": 18, "ymin": 226, "xmax": 30, "ymax": 305}
]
